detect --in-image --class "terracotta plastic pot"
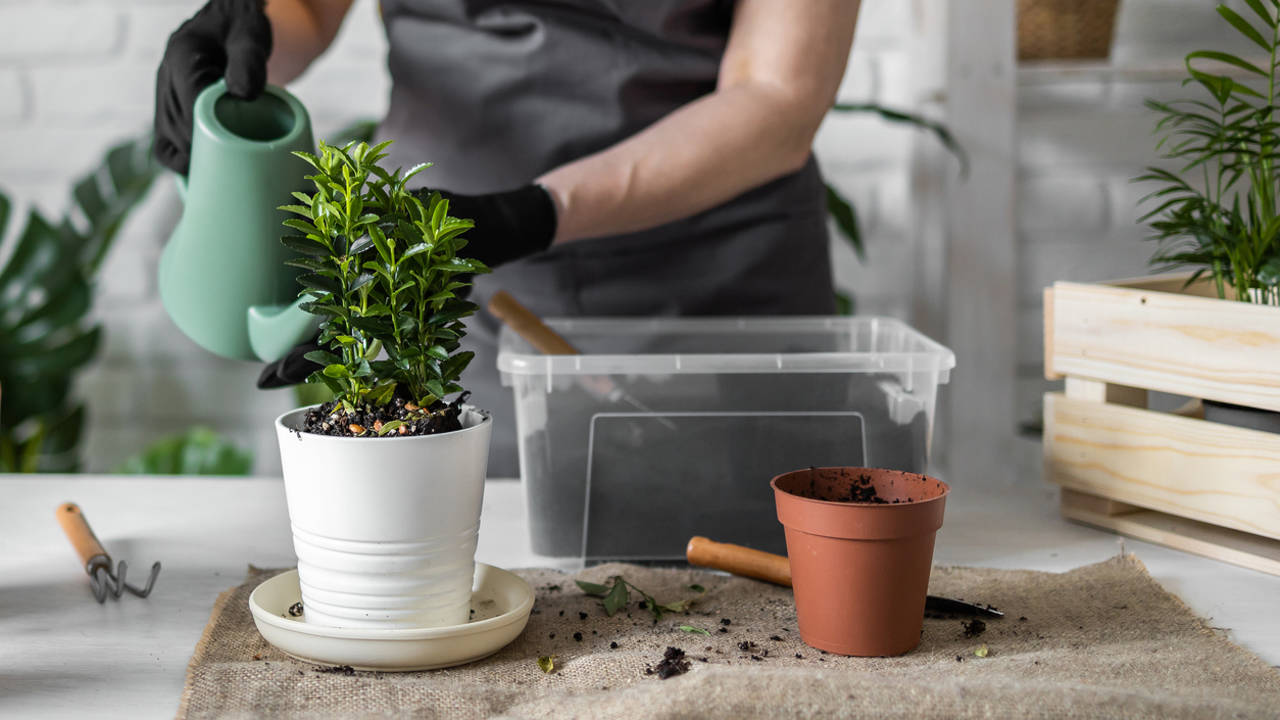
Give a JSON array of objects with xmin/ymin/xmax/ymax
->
[{"xmin": 772, "ymin": 467, "xmax": 949, "ymax": 656}]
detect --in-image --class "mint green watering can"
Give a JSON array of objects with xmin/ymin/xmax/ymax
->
[{"xmin": 159, "ymin": 80, "xmax": 319, "ymax": 362}]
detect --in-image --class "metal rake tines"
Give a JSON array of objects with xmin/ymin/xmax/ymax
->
[{"xmin": 87, "ymin": 558, "xmax": 162, "ymax": 603}]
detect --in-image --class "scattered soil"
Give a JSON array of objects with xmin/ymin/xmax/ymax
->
[
  {"xmin": 963, "ymin": 619, "xmax": 987, "ymax": 638},
  {"xmin": 645, "ymin": 647, "xmax": 690, "ymax": 679},
  {"xmin": 287, "ymin": 602, "xmax": 304, "ymax": 618},
  {"xmin": 300, "ymin": 393, "xmax": 470, "ymax": 438},
  {"xmin": 314, "ymin": 665, "xmax": 356, "ymax": 675}
]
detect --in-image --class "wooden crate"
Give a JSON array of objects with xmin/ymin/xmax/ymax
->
[{"xmin": 1043, "ymin": 274, "xmax": 1280, "ymax": 575}]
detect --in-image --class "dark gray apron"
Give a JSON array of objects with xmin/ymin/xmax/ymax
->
[{"xmin": 378, "ymin": 0, "xmax": 835, "ymax": 476}]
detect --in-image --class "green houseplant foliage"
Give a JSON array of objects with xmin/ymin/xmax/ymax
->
[
  {"xmin": 0, "ymin": 137, "xmax": 160, "ymax": 472},
  {"xmin": 114, "ymin": 427, "xmax": 253, "ymax": 475},
  {"xmin": 283, "ymin": 140, "xmax": 488, "ymax": 431},
  {"xmin": 1137, "ymin": 0, "xmax": 1280, "ymax": 305}
]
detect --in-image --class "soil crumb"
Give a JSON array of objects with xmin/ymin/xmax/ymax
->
[{"xmin": 646, "ymin": 647, "xmax": 691, "ymax": 679}]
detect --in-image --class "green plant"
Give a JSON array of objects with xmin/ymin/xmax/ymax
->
[
  {"xmin": 1137, "ymin": 1, "xmax": 1280, "ymax": 305},
  {"xmin": 282, "ymin": 140, "xmax": 488, "ymax": 419},
  {"xmin": 825, "ymin": 103, "xmax": 967, "ymax": 314},
  {"xmin": 0, "ymin": 137, "xmax": 160, "ymax": 472},
  {"xmin": 576, "ymin": 575, "xmax": 706, "ymax": 622},
  {"xmin": 114, "ymin": 427, "xmax": 253, "ymax": 475}
]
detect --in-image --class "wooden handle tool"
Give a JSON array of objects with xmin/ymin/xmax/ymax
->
[
  {"xmin": 686, "ymin": 536, "xmax": 793, "ymax": 587},
  {"xmin": 56, "ymin": 502, "xmax": 161, "ymax": 602},
  {"xmin": 686, "ymin": 536, "xmax": 1004, "ymax": 617},
  {"xmin": 486, "ymin": 289, "xmax": 678, "ymax": 430},
  {"xmin": 487, "ymin": 290, "xmax": 580, "ymax": 355},
  {"xmin": 57, "ymin": 502, "xmax": 109, "ymax": 568}
]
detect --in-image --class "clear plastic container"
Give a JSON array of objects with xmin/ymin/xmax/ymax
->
[{"xmin": 497, "ymin": 316, "xmax": 955, "ymax": 561}]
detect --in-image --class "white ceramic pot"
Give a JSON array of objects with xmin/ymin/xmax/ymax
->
[{"xmin": 275, "ymin": 405, "xmax": 492, "ymax": 629}]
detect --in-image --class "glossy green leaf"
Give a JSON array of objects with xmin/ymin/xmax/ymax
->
[
  {"xmin": 576, "ymin": 580, "xmax": 611, "ymax": 596},
  {"xmin": 602, "ymin": 578, "xmax": 630, "ymax": 616}
]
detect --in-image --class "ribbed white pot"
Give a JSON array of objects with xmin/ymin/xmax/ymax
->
[{"xmin": 275, "ymin": 405, "xmax": 492, "ymax": 629}]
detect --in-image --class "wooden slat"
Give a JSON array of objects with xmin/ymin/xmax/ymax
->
[
  {"xmin": 1063, "ymin": 377, "xmax": 1147, "ymax": 407},
  {"xmin": 1044, "ymin": 393, "xmax": 1280, "ymax": 540},
  {"xmin": 1044, "ymin": 286, "xmax": 1058, "ymax": 379},
  {"xmin": 1047, "ymin": 280, "xmax": 1280, "ymax": 412},
  {"xmin": 1061, "ymin": 490, "xmax": 1280, "ymax": 576}
]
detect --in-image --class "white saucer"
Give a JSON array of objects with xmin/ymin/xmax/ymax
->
[{"xmin": 248, "ymin": 563, "xmax": 534, "ymax": 671}]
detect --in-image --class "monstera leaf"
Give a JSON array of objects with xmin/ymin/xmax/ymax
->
[{"xmin": 0, "ymin": 137, "xmax": 160, "ymax": 472}]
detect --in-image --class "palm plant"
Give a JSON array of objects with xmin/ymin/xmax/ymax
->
[{"xmin": 1137, "ymin": 0, "xmax": 1280, "ymax": 305}]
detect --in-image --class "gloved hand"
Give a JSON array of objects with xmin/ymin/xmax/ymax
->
[
  {"xmin": 256, "ymin": 337, "xmax": 321, "ymax": 389},
  {"xmin": 154, "ymin": 0, "xmax": 272, "ymax": 175},
  {"xmin": 414, "ymin": 184, "xmax": 558, "ymax": 268}
]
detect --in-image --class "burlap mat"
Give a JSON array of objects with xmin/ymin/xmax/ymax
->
[{"xmin": 177, "ymin": 555, "xmax": 1280, "ymax": 719}]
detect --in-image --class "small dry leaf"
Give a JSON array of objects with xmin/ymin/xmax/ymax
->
[
  {"xmin": 974, "ymin": 644, "xmax": 989, "ymax": 658},
  {"xmin": 537, "ymin": 655, "xmax": 556, "ymax": 673},
  {"xmin": 349, "ymin": 423, "xmax": 366, "ymax": 435}
]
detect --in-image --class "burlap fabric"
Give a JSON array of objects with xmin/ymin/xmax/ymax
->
[{"xmin": 178, "ymin": 555, "xmax": 1280, "ymax": 719}]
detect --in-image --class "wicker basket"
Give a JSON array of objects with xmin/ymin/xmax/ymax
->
[{"xmin": 1018, "ymin": 0, "xmax": 1120, "ymax": 61}]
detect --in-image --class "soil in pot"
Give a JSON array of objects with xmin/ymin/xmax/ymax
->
[
  {"xmin": 301, "ymin": 393, "xmax": 471, "ymax": 437},
  {"xmin": 773, "ymin": 467, "xmax": 949, "ymax": 657}
]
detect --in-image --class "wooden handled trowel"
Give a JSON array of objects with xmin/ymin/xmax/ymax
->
[
  {"xmin": 686, "ymin": 536, "xmax": 1003, "ymax": 618},
  {"xmin": 486, "ymin": 290, "xmax": 676, "ymax": 430}
]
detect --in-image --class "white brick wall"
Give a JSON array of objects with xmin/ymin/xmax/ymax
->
[{"xmin": 0, "ymin": 0, "xmax": 923, "ymax": 475}]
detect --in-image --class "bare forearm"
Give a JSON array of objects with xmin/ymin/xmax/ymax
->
[
  {"xmin": 265, "ymin": 0, "xmax": 352, "ymax": 85},
  {"xmin": 538, "ymin": 0, "xmax": 859, "ymax": 245},
  {"xmin": 538, "ymin": 84, "xmax": 821, "ymax": 243}
]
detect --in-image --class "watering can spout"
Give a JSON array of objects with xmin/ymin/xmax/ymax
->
[
  {"xmin": 158, "ymin": 79, "xmax": 319, "ymax": 362},
  {"xmin": 247, "ymin": 299, "xmax": 316, "ymax": 363}
]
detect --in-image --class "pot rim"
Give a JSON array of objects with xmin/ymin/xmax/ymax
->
[
  {"xmin": 275, "ymin": 403, "xmax": 492, "ymax": 443},
  {"xmin": 770, "ymin": 466, "xmax": 950, "ymax": 509}
]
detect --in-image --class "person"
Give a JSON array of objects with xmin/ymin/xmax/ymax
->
[{"xmin": 154, "ymin": 0, "xmax": 861, "ymax": 476}]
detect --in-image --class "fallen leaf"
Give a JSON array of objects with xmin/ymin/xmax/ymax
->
[
  {"xmin": 678, "ymin": 625, "xmax": 710, "ymax": 636},
  {"xmin": 974, "ymin": 644, "xmax": 989, "ymax": 658},
  {"xmin": 537, "ymin": 655, "xmax": 556, "ymax": 673}
]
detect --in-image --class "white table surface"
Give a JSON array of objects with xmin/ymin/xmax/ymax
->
[{"xmin": 2, "ymin": 474, "xmax": 1278, "ymax": 719}]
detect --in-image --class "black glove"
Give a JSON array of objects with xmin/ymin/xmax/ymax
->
[
  {"xmin": 154, "ymin": 0, "xmax": 272, "ymax": 175},
  {"xmin": 414, "ymin": 184, "xmax": 558, "ymax": 268},
  {"xmin": 256, "ymin": 337, "xmax": 321, "ymax": 389}
]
